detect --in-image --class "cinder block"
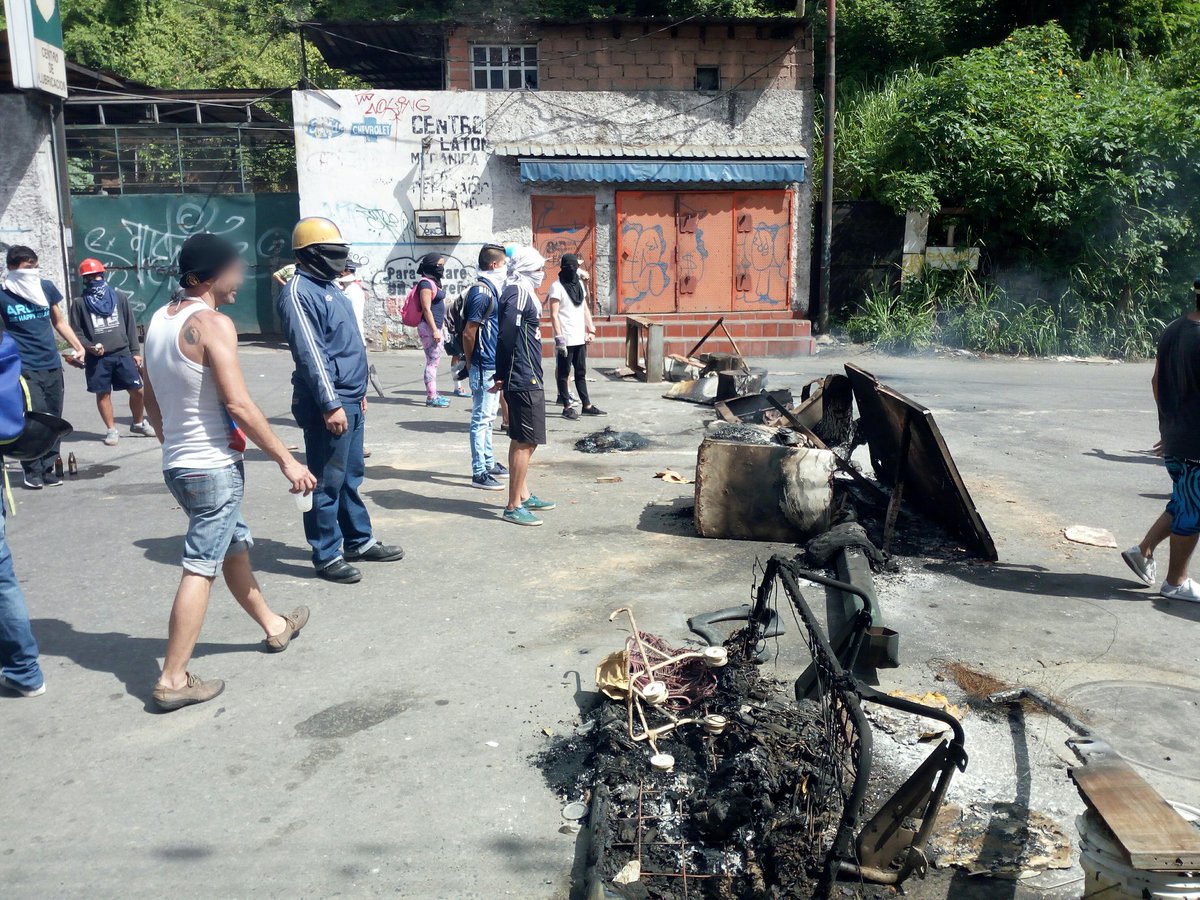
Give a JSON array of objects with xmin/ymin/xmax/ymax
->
[
  {"xmin": 646, "ymin": 63, "xmax": 673, "ymax": 79},
  {"xmin": 633, "ymin": 50, "xmax": 661, "ymax": 65}
]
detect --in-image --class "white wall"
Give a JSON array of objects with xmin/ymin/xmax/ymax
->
[
  {"xmin": 0, "ymin": 94, "xmax": 67, "ymax": 289},
  {"xmin": 293, "ymin": 87, "xmax": 812, "ymax": 336}
]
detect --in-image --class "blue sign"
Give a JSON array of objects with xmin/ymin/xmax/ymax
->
[
  {"xmin": 305, "ymin": 117, "xmax": 344, "ymax": 139},
  {"xmin": 350, "ymin": 117, "xmax": 392, "ymax": 142}
]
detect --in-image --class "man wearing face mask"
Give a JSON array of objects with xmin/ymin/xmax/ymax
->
[
  {"xmin": 0, "ymin": 245, "xmax": 88, "ymax": 489},
  {"xmin": 278, "ymin": 217, "xmax": 404, "ymax": 583},
  {"xmin": 493, "ymin": 246, "xmax": 555, "ymax": 526}
]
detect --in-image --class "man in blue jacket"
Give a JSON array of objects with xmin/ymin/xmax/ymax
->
[{"xmin": 277, "ymin": 217, "xmax": 403, "ymax": 583}]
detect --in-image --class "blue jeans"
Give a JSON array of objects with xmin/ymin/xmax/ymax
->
[
  {"xmin": 163, "ymin": 462, "xmax": 253, "ymax": 577},
  {"xmin": 0, "ymin": 506, "xmax": 43, "ymax": 691},
  {"xmin": 294, "ymin": 396, "xmax": 375, "ymax": 569},
  {"xmin": 469, "ymin": 365, "xmax": 500, "ymax": 476}
]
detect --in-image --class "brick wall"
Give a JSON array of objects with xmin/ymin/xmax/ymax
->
[{"xmin": 446, "ymin": 21, "xmax": 813, "ymax": 92}]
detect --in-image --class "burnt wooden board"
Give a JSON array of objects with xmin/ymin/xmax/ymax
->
[
  {"xmin": 845, "ymin": 363, "xmax": 998, "ymax": 560},
  {"xmin": 1071, "ymin": 758, "xmax": 1200, "ymax": 870}
]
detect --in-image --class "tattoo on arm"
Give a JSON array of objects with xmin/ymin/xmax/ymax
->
[{"xmin": 183, "ymin": 325, "xmax": 201, "ymax": 345}]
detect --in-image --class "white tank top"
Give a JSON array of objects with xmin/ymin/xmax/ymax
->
[{"xmin": 144, "ymin": 301, "xmax": 242, "ymax": 470}]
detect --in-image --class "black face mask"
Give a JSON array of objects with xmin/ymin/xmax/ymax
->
[
  {"xmin": 430, "ymin": 265, "xmax": 445, "ymax": 281},
  {"xmin": 298, "ymin": 243, "xmax": 350, "ymax": 282},
  {"xmin": 559, "ymin": 265, "xmax": 578, "ymax": 283}
]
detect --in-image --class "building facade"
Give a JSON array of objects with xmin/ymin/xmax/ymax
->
[{"xmin": 298, "ymin": 17, "xmax": 815, "ymax": 354}]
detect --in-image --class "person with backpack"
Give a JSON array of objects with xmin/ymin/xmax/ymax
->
[
  {"xmin": 0, "ymin": 245, "xmax": 88, "ymax": 489},
  {"xmin": 413, "ymin": 253, "xmax": 449, "ymax": 408},
  {"xmin": 70, "ymin": 258, "xmax": 156, "ymax": 446},
  {"xmin": 0, "ymin": 316, "xmax": 72, "ymax": 698},
  {"xmin": 549, "ymin": 253, "xmax": 605, "ymax": 420},
  {"xmin": 461, "ymin": 244, "xmax": 509, "ymax": 490},
  {"xmin": 493, "ymin": 246, "xmax": 555, "ymax": 526}
]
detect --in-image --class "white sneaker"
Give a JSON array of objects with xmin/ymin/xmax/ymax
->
[
  {"xmin": 1121, "ymin": 546, "xmax": 1156, "ymax": 586},
  {"xmin": 103, "ymin": 428, "xmax": 120, "ymax": 446},
  {"xmin": 1160, "ymin": 578, "xmax": 1200, "ymax": 603},
  {"xmin": 0, "ymin": 674, "xmax": 46, "ymax": 697},
  {"xmin": 130, "ymin": 420, "xmax": 155, "ymax": 437}
]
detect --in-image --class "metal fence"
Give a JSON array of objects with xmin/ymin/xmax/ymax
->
[{"xmin": 66, "ymin": 125, "xmax": 296, "ymax": 196}]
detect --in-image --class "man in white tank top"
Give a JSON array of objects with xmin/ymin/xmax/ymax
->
[{"xmin": 141, "ymin": 233, "xmax": 318, "ymax": 711}]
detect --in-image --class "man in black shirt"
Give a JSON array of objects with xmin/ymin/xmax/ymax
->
[
  {"xmin": 493, "ymin": 246, "xmax": 555, "ymax": 526},
  {"xmin": 1122, "ymin": 275, "xmax": 1200, "ymax": 603}
]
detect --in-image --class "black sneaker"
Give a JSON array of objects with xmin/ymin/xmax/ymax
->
[
  {"xmin": 22, "ymin": 472, "xmax": 43, "ymax": 490},
  {"xmin": 43, "ymin": 471, "xmax": 63, "ymax": 488},
  {"xmin": 346, "ymin": 542, "xmax": 405, "ymax": 562},
  {"xmin": 562, "ymin": 407, "xmax": 580, "ymax": 420},
  {"xmin": 317, "ymin": 560, "xmax": 362, "ymax": 584},
  {"xmin": 490, "ymin": 463, "xmax": 509, "ymax": 479},
  {"xmin": 582, "ymin": 405, "xmax": 608, "ymax": 417}
]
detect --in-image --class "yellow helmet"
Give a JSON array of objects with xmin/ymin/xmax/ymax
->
[{"xmin": 291, "ymin": 216, "xmax": 348, "ymax": 250}]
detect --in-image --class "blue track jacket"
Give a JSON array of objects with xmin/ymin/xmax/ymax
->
[{"xmin": 277, "ymin": 270, "xmax": 368, "ymax": 411}]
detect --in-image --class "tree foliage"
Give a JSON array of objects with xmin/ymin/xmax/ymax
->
[
  {"xmin": 833, "ymin": 0, "xmax": 1200, "ymax": 85},
  {"xmin": 837, "ymin": 22, "xmax": 1200, "ymax": 349}
]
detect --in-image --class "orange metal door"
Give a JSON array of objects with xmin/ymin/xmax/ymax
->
[
  {"xmin": 531, "ymin": 195, "xmax": 595, "ymax": 305},
  {"xmin": 733, "ymin": 190, "xmax": 792, "ymax": 311},
  {"xmin": 616, "ymin": 192, "xmax": 677, "ymax": 314},
  {"xmin": 675, "ymin": 192, "xmax": 733, "ymax": 313}
]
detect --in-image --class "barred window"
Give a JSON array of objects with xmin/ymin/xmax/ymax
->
[{"xmin": 471, "ymin": 44, "xmax": 539, "ymax": 90}]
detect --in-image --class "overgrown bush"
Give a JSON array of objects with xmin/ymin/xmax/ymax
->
[
  {"xmin": 846, "ymin": 268, "xmax": 1175, "ymax": 358},
  {"xmin": 836, "ymin": 23, "xmax": 1200, "ymax": 356}
]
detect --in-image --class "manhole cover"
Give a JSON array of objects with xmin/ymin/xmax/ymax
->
[{"xmin": 1064, "ymin": 680, "xmax": 1200, "ymax": 780}]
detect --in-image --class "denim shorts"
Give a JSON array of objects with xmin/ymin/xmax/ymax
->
[{"xmin": 163, "ymin": 462, "xmax": 253, "ymax": 576}]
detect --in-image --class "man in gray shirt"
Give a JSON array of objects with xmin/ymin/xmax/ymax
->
[
  {"xmin": 1121, "ymin": 274, "xmax": 1200, "ymax": 603},
  {"xmin": 70, "ymin": 258, "xmax": 154, "ymax": 446}
]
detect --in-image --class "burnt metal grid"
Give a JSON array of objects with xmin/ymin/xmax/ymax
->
[
  {"xmin": 610, "ymin": 784, "xmax": 719, "ymax": 897},
  {"xmin": 745, "ymin": 555, "xmax": 874, "ymax": 896}
]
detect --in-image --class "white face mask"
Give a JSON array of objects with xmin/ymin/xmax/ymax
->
[
  {"xmin": 2, "ymin": 268, "xmax": 48, "ymax": 307},
  {"xmin": 529, "ymin": 269, "xmax": 546, "ymax": 288}
]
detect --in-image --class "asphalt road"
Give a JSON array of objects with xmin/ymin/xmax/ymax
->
[{"xmin": 1, "ymin": 342, "xmax": 1196, "ymax": 898}]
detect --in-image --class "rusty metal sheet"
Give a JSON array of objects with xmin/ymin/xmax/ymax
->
[{"xmin": 844, "ymin": 363, "xmax": 997, "ymax": 560}]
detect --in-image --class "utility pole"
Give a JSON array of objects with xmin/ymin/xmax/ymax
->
[{"xmin": 816, "ymin": 0, "xmax": 836, "ymax": 334}]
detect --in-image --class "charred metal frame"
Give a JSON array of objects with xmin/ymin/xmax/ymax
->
[{"xmin": 744, "ymin": 555, "xmax": 968, "ymax": 893}]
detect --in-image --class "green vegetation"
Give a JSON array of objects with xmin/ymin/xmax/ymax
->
[
  {"xmin": 54, "ymin": 0, "xmax": 792, "ymax": 89},
  {"xmin": 834, "ymin": 15, "xmax": 1200, "ymax": 358}
]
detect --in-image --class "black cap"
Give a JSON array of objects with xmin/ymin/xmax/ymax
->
[{"xmin": 178, "ymin": 233, "xmax": 240, "ymax": 288}]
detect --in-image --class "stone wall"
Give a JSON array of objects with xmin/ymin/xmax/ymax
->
[
  {"xmin": 446, "ymin": 21, "xmax": 813, "ymax": 92},
  {"xmin": 0, "ymin": 94, "xmax": 66, "ymax": 289}
]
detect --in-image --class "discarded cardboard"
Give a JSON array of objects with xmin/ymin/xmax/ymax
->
[
  {"xmin": 845, "ymin": 363, "xmax": 998, "ymax": 560},
  {"xmin": 694, "ymin": 436, "xmax": 836, "ymax": 541},
  {"xmin": 1064, "ymin": 525, "xmax": 1118, "ymax": 548},
  {"xmin": 654, "ymin": 468, "xmax": 693, "ymax": 484}
]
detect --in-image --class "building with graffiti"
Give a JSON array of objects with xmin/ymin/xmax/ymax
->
[{"xmin": 299, "ymin": 16, "xmax": 816, "ymax": 356}]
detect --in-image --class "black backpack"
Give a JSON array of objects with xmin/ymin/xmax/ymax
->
[{"xmin": 443, "ymin": 277, "xmax": 499, "ymax": 357}]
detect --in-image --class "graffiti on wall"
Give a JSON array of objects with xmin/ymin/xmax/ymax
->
[
  {"xmin": 736, "ymin": 222, "xmax": 789, "ymax": 306},
  {"xmin": 531, "ymin": 196, "xmax": 595, "ymax": 303},
  {"xmin": 70, "ymin": 193, "xmax": 298, "ymax": 331},
  {"xmin": 293, "ymin": 90, "xmax": 492, "ymax": 334},
  {"xmin": 619, "ymin": 221, "xmax": 671, "ymax": 308}
]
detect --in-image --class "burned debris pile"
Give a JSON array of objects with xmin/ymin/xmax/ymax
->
[{"xmin": 541, "ymin": 558, "xmax": 969, "ymax": 899}]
